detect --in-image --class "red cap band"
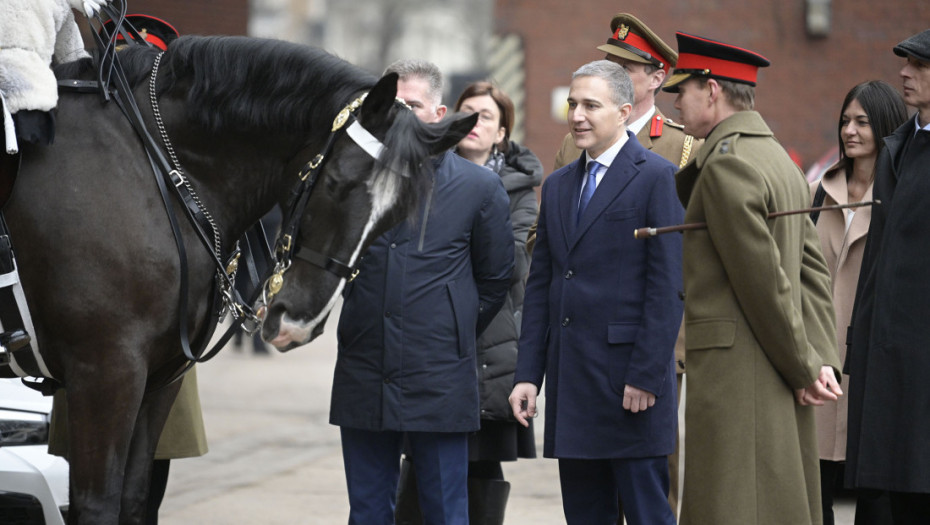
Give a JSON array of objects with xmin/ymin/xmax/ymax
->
[
  {"xmin": 613, "ymin": 28, "xmax": 669, "ymax": 72},
  {"xmin": 676, "ymin": 52, "xmax": 760, "ymax": 84},
  {"xmin": 117, "ymin": 33, "xmax": 168, "ymax": 51}
]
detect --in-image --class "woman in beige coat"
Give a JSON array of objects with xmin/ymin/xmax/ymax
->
[{"xmin": 811, "ymin": 80, "xmax": 907, "ymax": 525}]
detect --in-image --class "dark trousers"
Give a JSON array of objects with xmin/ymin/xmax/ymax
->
[
  {"xmin": 889, "ymin": 491, "xmax": 930, "ymax": 525},
  {"xmin": 820, "ymin": 460, "xmax": 893, "ymax": 525},
  {"xmin": 558, "ymin": 456, "xmax": 675, "ymax": 525},
  {"xmin": 340, "ymin": 427, "xmax": 469, "ymax": 525}
]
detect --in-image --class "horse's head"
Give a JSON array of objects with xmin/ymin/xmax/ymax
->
[{"xmin": 260, "ymin": 73, "xmax": 478, "ymax": 350}]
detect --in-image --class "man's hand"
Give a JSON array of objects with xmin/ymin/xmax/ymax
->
[
  {"xmin": 795, "ymin": 365, "xmax": 843, "ymax": 406},
  {"xmin": 622, "ymin": 384, "xmax": 656, "ymax": 413},
  {"xmin": 69, "ymin": 0, "xmax": 109, "ymax": 18},
  {"xmin": 509, "ymin": 382, "xmax": 538, "ymax": 427}
]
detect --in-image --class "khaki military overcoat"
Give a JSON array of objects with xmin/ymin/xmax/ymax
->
[
  {"xmin": 675, "ymin": 111, "xmax": 839, "ymax": 525},
  {"xmin": 49, "ymin": 367, "xmax": 208, "ymax": 460}
]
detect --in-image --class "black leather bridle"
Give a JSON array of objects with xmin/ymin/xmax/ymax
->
[
  {"xmin": 74, "ymin": 7, "xmax": 400, "ymax": 387},
  {"xmin": 264, "ymin": 94, "xmax": 371, "ymax": 303}
]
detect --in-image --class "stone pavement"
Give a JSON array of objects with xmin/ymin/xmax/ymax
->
[{"xmin": 159, "ymin": 304, "xmax": 855, "ymax": 524}]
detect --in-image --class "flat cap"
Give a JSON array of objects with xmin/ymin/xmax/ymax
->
[
  {"xmin": 894, "ymin": 29, "xmax": 930, "ymax": 62},
  {"xmin": 663, "ymin": 32, "xmax": 770, "ymax": 93},
  {"xmin": 596, "ymin": 13, "xmax": 677, "ymax": 74}
]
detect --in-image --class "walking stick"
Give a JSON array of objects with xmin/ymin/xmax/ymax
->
[{"xmin": 633, "ymin": 200, "xmax": 880, "ymax": 239}]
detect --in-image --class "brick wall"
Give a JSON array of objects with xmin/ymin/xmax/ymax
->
[{"xmin": 495, "ymin": 0, "xmax": 930, "ymax": 172}]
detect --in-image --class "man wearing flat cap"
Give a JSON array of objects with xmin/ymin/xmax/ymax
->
[
  {"xmin": 845, "ymin": 28, "xmax": 930, "ymax": 524},
  {"xmin": 664, "ymin": 32, "xmax": 842, "ymax": 525}
]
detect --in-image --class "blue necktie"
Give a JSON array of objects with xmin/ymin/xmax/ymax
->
[{"xmin": 577, "ymin": 160, "xmax": 599, "ymax": 223}]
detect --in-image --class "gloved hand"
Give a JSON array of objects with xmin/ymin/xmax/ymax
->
[{"xmin": 68, "ymin": 0, "xmax": 110, "ymax": 18}]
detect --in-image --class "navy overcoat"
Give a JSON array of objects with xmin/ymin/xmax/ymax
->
[
  {"xmin": 846, "ymin": 119, "xmax": 930, "ymax": 492},
  {"xmin": 515, "ymin": 132, "xmax": 684, "ymax": 458},
  {"xmin": 331, "ymin": 151, "xmax": 514, "ymax": 433}
]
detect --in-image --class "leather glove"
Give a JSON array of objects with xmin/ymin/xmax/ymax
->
[{"xmin": 68, "ymin": 0, "xmax": 109, "ymax": 18}]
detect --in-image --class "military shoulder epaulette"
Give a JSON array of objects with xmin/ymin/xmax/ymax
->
[
  {"xmin": 663, "ymin": 117, "xmax": 686, "ymax": 131},
  {"xmin": 718, "ymin": 138, "xmax": 734, "ymax": 154},
  {"xmin": 649, "ymin": 114, "xmax": 665, "ymax": 138}
]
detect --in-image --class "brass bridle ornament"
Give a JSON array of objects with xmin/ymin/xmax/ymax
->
[{"xmin": 258, "ymin": 92, "xmax": 406, "ymax": 318}]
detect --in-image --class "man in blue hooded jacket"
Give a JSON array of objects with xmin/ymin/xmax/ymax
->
[{"xmin": 330, "ymin": 59, "xmax": 514, "ymax": 525}]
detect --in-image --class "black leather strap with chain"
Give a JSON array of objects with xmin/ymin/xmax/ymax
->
[
  {"xmin": 62, "ymin": 7, "xmax": 261, "ymax": 389},
  {"xmin": 273, "ymin": 114, "xmax": 360, "ymax": 283}
]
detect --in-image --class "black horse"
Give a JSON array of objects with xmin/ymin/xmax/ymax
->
[{"xmin": 2, "ymin": 36, "xmax": 474, "ymax": 524}]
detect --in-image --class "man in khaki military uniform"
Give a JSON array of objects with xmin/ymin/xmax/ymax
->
[
  {"xmin": 552, "ymin": 14, "xmax": 698, "ymax": 173},
  {"xmin": 531, "ymin": 14, "xmax": 697, "ymax": 520},
  {"xmin": 664, "ymin": 32, "xmax": 842, "ymax": 525}
]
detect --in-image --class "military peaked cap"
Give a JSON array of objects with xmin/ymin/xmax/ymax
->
[
  {"xmin": 102, "ymin": 14, "xmax": 180, "ymax": 52},
  {"xmin": 596, "ymin": 13, "xmax": 677, "ymax": 74},
  {"xmin": 663, "ymin": 32, "xmax": 770, "ymax": 93}
]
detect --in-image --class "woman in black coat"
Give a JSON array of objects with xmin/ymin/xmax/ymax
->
[{"xmin": 455, "ymin": 81, "xmax": 542, "ymax": 523}]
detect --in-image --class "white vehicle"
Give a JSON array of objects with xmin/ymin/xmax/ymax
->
[{"xmin": 0, "ymin": 378, "xmax": 68, "ymax": 524}]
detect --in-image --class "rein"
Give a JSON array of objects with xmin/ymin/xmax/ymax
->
[
  {"xmin": 140, "ymin": 60, "xmax": 391, "ymax": 377},
  {"xmin": 55, "ymin": 12, "xmax": 396, "ymax": 389}
]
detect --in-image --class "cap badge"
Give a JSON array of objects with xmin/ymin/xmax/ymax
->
[{"xmin": 617, "ymin": 24, "xmax": 630, "ymax": 40}]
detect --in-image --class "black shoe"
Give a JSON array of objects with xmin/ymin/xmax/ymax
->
[{"xmin": 0, "ymin": 330, "xmax": 30, "ymax": 353}]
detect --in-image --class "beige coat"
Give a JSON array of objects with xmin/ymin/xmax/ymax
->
[
  {"xmin": 676, "ymin": 112, "xmax": 839, "ymax": 525},
  {"xmin": 810, "ymin": 165, "xmax": 871, "ymax": 461}
]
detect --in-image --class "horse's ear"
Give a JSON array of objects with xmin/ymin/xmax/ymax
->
[
  {"xmin": 361, "ymin": 72, "xmax": 399, "ymax": 123},
  {"xmin": 428, "ymin": 111, "xmax": 479, "ymax": 156}
]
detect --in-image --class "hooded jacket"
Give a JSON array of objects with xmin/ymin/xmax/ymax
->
[{"xmin": 331, "ymin": 150, "xmax": 514, "ymax": 433}]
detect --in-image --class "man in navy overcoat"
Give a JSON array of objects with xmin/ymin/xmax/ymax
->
[
  {"xmin": 331, "ymin": 59, "xmax": 514, "ymax": 525},
  {"xmin": 510, "ymin": 60, "xmax": 683, "ymax": 525}
]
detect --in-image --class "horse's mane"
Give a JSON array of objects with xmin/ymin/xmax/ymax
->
[
  {"xmin": 55, "ymin": 37, "xmax": 465, "ymax": 218},
  {"xmin": 159, "ymin": 36, "xmax": 377, "ymax": 134},
  {"xmin": 57, "ymin": 36, "xmax": 373, "ymax": 134}
]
